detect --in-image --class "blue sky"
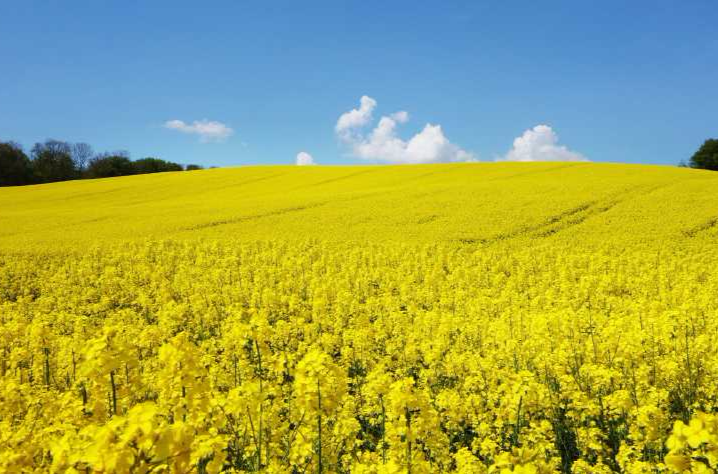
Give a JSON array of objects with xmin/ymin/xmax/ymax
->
[{"xmin": 1, "ymin": 1, "xmax": 716, "ymax": 167}]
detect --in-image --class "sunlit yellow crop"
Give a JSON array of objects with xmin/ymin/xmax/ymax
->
[{"xmin": 1, "ymin": 163, "xmax": 718, "ymax": 473}]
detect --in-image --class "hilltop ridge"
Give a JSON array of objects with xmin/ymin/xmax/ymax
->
[{"xmin": 1, "ymin": 163, "xmax": 717, "ymax": 250}]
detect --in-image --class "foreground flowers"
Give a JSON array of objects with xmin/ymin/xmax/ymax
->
[{"xmin": 1, "ymin": 240, "xmax": 717, "ymax": 472}]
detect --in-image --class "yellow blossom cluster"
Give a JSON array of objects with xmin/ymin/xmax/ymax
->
[{"xmin": 664, "ymin": 413, "xmax": 718, "ymax": 472}]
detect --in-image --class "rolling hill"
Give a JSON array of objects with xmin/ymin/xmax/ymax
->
[
  {"xmin": 2, "ymin": 162, "xmax": 717, "ymax": 250},
  {"xmin": 3, "ymin": 162, "xmax": 718, "ymax": 472}
]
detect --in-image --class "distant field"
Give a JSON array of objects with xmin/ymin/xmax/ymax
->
[
  {"xmin": 2, "ymin": 162, "xmax": 718, "ymax": 249},
  {"xmin": 2, "ymin": 163, "xmax": 718, "ymax": 473}
]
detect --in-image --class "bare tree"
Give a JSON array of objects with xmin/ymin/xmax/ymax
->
[
  {"xmin": 72, "ymin": 142, "xmax": 94, "ymax": 173},
  {"xmin": 33, "ymin": 139, "xmax": 71, "ymax": 156}
]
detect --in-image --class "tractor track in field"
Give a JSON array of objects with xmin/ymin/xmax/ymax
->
[
  {"xmin": 301, "ymin": 168, "xmax": 383, "ymax": 188},
  {"xmin": 454, "ymin": 183, "xmax": 666, "ymax": 246},
  {"xmin": 209, "ymin": 172, "xmax": 288, "ymax": 192},
  {"xmin": 683, "ymin": 217, "xmax": 718, "ymax": 238},
  {"xmin": 182, "ymin": 201, "xmax": 330, "ymax": 231},
  {"xmin": 179, "ymin": 187, "xmax": 401, "ymax": 232},
  {"xmin": 455, "ymin": 201, "xmax": 596, "ymax": 245},
  {"xmin": 0, "ymin": 215, "xmax": 116, "ymax": 238},
  {"xmin": 488, "ymin": 163, "xmax": 589, "ymax": 181}
]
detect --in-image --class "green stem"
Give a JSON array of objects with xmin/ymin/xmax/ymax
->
[
  {"xmin": 43, "ymin": 347, "xmax": 50, "ymax": 387},
  {"xmin": 513, "ymin": 396, "xmax": 523, "ymax": 446},
  {"xmin": 317, "ymin": 379, "xmax": 323, "ymax": 474},
  {"xmin": 380, "ymin": 395, "xmax": 386, "ymax": 464},
  {"xmin": 110, "ymin": 370, "xmax": 117, "ymax": 415},
  {"xmin": 255, "ymin": 340, "xmax": 264, "ymax": 470},
  {"xmin": 405, "ymin": 407, "xmax": 412, "ymax": 474}
]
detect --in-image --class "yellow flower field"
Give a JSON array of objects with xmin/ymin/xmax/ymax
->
[{"xmin": 2, "ymin": 163, "xmax": 718, "ymax": 473}]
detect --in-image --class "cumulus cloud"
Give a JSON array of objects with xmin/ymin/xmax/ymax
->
[
  {"xmin": 164, "ymin": 119, "xmax": 234, "ymax": 142},
  {"xmin": 336, "ymin": 96, "xmax": 474, "ymax": 164},
  {"xmin": 502, "ymin": 125, "xmax": 587, "ymax": 162},
  {"xmin": 335, "ymin": 96, "xmax": 377, "ymax": 140},
  {"xmin": 296, "ymin": 151, "xmax": 316, "ymax": 166}
]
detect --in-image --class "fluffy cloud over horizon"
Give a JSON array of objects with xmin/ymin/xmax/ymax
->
[
  {"xmin": 164, "ymin": 119, "xmax": 234, "ymax": 142},
  {"xmin": 296, "ymin": 151, "xmax": 316, "ymax": 166},
  {"xmin": 336, "ymin": 96, "xmax": 474, "ymax": 164},
  {"xmin": 335, "ymin": 96, "xmax": 377, "ymax": 140},
  {"xmin": 502, "ymin": 125, "xmax": 587, "ymax": 162}
]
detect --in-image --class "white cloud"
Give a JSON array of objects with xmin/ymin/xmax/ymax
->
[
  {"xmin": 335, "ymin": 96, "xmax": 377, "ymax": 140},
  {"xmin": 336, "ymin": 96, "xmax": 474, "ymax": 164},
  {"xmin": 164, "ymin": 119, "xmax": 234, "ymax": 142},
  {"xmin": 296, "ymin": 151, "xmax": 316, "ymax": 166},
  {"xmin": 390, "ymin": 111, "xmax": 409, "ymax": 123},
  {"xmin": 502, "ymin": 125, "xmax": 587, "ymax": 162}
]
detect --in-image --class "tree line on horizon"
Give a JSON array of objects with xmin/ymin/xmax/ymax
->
[
  {"xmin": 0, "ymin": 139, "xmax": 205, "ymax": 187},
  {"xmin": 2, "ymin": 138, "xmax": 717, "ymax": 188},
  {"xmin": 684, "ymin": 139, "xmax": 718, "ymax": 171}
]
